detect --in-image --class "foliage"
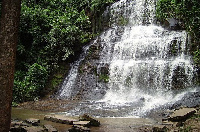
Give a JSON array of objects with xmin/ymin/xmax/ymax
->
[
  {"xmin": 99, "ymin": 74, "xmax": 109, "ymax": 83},
  {"xmin": 13, "ymin": 0, "xmax": 115, "ymax": 103},
  {"xmin": 13, "ymin": 63, "xmax": 48, "ymax": 103},
  {"xmin": 193, "ymin": 49, "xmax": 200, "ymax": 64},
  {"xmin": 156, "ymin": 0, "xmax": 200, "ymax": 65}
]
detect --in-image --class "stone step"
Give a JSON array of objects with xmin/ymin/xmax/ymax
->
[
  {"xmin": 73, "ymin": 121, "xmax": 90, "ymax": 127},
  {"xmin": 79, "ymin": 114, "xmax": 100, "ymax": 127},
  {"xmin": 44, "ymin": 115, "xmax": 78, "ymax": 125}
]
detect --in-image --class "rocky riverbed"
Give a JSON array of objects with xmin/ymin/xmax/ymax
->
[{"xmin": 11, "ymin": 98, "xmax": 200, "ymax": 132}]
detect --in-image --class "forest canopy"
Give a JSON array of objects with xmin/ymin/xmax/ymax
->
[
  {"xmin": 13, "ymin": 0, "xmax": 116, "ymax": 103},
  {"xmin": 156, "ymin": 0, "xmax": 200, "ymax": 65}
]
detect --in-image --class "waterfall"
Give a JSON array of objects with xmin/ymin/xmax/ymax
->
[{"xmin": 58, "ymin": 0, "xmax": 197, "ymax": 117}]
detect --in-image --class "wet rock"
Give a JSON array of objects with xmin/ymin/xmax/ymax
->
[
  {"xmin": 10, "ymin": 126, "xmax": 27, "ymax": 132},
  {"xmin": 43, "ymin": 124, "xmax": 57, "ymax": 132},
  {"xmin": 172, "ymin": 92, "xmax": 200, "ymax": 109},
  {"xmin": 79, "ymin": 114, "xmax": 100, "ymax": 127},
  {"xmin": 11, "ymin": 120, "xmax": 29, "ymax": 127},
  {"xmin": 10, "ymin": 120, "xmax": 30, "ymax": 132},
  {"xmin": 25, "ymin": 118, "xmax": 40, "ymax": 126},
  {"xmin": 10, "ymin": 125, "xmax": 46, "ymax": 132},
  {"xmin": 68, "ymin": 125, "xmax": 90, "ymax": 132},
  {"xmin": 44, "ymin": 115, "xmax": 78, "ymax": 125},
  {"xmin": 168, "ymin": 108, "xmax": 197, "ymax": 122},
  {"xmin": 73, "ymin": 121, "xmax": 90, "ymax": 127},
  {"xmin": 100, "ymin": 65, "xmax": 109, "ymax": 75},
  {"xmin": 161, "ymin": 18, "xmax": 183, "ymax": 30}
]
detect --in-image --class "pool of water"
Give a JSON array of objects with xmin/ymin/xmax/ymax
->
[{"xmin": 11, "ymin": 107, "xmax": 157, "ymax": 132}]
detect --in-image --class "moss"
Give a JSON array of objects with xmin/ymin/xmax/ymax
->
[
  {"xmin": 51, "ymin": 74, "xmax": 63, "ymax": 88},
  {"xmin": 118, "ymin": 16, "xmax": 129, "ymax": 26},
  {"xmin": 99, "ymin": 74, "xmax": 109, "ymax": 83}
]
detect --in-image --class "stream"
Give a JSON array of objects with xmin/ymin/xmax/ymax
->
[{"xmin": 12, "ymin": 107, "xmax": 157, "ymax": 132}]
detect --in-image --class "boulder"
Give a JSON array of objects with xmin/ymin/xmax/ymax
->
[
  {"xmin": 44, "ymin": 115, "xmax": 78, "ymax": 125},
  {"xmin": 25, "ymin": 118, "xmax": 40, "ymax": 126},
  {"xmin": 168, "ymin": 108, "xmax": 197, "ymax": 122},
  {"xmin": 79, "ymin": 114, "xmax": 100, "ymax": 127}
]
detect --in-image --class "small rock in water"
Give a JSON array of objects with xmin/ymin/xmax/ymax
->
[
  {"xmin": 44, "ymin": 115, "xmax": 78, "ymax": 125},
  {"xmin": 11, "ymin": 120, "xmax": 29, "ymax": 127},
  {"xmin": 79, "ymin": 114, "xmax": 100, "ymax": 127},
  {"xmin": 73, "ymin": 121, "xmax": 90, "ymax": 127},
  {"xmin": 10, "ymin": 126, "xmax": 27, "ymax": 132},
  {"xmin": 68, "ymin": 125, "xmax": 90, "ymax": 132},
  {"xmin": 25, "ymin": 118, "xmax": 40, "ymax": 126}
]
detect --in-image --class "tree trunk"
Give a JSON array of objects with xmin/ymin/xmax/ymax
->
[{"xmin": 0, "ymin": 0, "xmax": 21, "ymax": 131}]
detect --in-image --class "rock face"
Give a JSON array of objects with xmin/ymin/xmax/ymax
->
[
  {"xmin": 168, "ymin": 108, "xmax": 197, "ymax": 122},
  {"xmin": 172, "ymin": 92, "xmax": 200, "ymax": 109}
]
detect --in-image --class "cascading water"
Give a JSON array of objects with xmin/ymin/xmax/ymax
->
[{"xmin": 58, "ymin": 0, "xmax": 198, "ymax": 117}]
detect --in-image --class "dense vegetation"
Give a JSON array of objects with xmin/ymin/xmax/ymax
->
[
  {"xmin": 156, "ymin": 0, "xmax": 200, "ymax": 65},
  {"xmin": 13, "ymin": 0, "xmax": 116, "ymax": 103}
]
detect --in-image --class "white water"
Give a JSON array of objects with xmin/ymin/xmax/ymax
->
[{"xmin": 59, "ymin": 0, "xmax": 197, "ymax": 117}]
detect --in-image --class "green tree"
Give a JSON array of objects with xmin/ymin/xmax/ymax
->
[
  {"xmin": 12, "ymin": 0, "xmax": 116, "ymax": 103},
  {"xmin": 156, "ymin": 0, "xmax": 200, "ymax": 65}
]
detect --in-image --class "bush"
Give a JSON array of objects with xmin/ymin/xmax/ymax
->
[{"xmin": 13, "ymin": 63, "xmax": 48, "ymax": 103}]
